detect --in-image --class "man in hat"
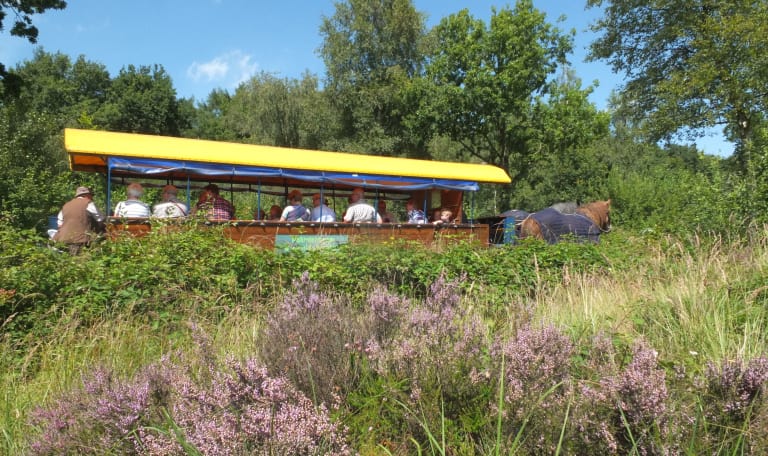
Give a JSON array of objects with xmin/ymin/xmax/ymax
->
[
  {"xmin": 152, "ymin": 184, "xmax": 188, "ymax": 218},
  {"xmin": 53, "ymin": 186, "xmax": 105, "ymax": 254}
]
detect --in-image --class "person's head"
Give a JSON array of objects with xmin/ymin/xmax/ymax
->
[
  {"xmin": 126, "ymin": 182, "xmax": 144, "ymax": 199},
  {"xmin": 288, "ymin": 189, "xmax": 303, "ymax": 204},
  {"xmin": 312, "ymin": 193, "xmax": 323, "ymax": 207},
  {"xmin": 432, "ymin": 208, "xmax": 442, "ymax": 220},
  {"xmin": 269, "ymin": 205, "xmax": 282, "ymax": 219},
  {"xmin": 197, "ymin": 189, "xmax": 212, "ymax": 203},
  {"xmin": 405, "ymin": 199, "xmax": 416, "ymax": 210},
  {"xmin": 378, "ymin": 200, "xmax": 387, "ymax": 212},
  {"xmin": 350, "ymin": 187, "xmax": 364, "ymax": 203},
  {"xmin": 75, "ymin": 186, "xmax": 93, "ymax": 200},
  {"xmin": 203, "ymin": 183, "xmax": 220, "ymax": 195},
  {"xmin": 161, "ymin": 184, "xmax": 178, "ymax": 201},
  {"xmin": 440, "ymin": 210, "xmax": 453, "ymax": 222},
  {"xmin": 255, "ymin": 209, "xmax": 266, "ymax": 220}
]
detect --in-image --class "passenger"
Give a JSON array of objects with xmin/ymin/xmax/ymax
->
[
  {"xmin": 310, "ymin": 193, "xmax": 337, "ymax": 222},
  {"xmin": 268, "ymin": 205, "xmax": 282, "ymax": 220},
  {"xmin": 113, "ymin": 182, "xmax": 150, "ymax": 217},
  {"xmin": 433, "ymin": 209, "xmax": 454, "ymax": 225},
  {"xmin": 280, "ymin": 189, "xmax": 310, "ymax": 222},
  {"xmin": 254, "ymin": 208, "xmax": 266, "ymax": 220},
  {"xmin": 152, "ymin": 184, "xmax": 188, "ymax": 218},
  {"xmin": 191, "ymin": 183, "xmax": 235, "ymax": 220},
  {"xmin": 53, "ymin": 186, "xmax": 105, "ymax": 255},
  {"xmin": 405, "ymin": 199, "xmax": 426, "ymax": 224},
  {"xmin": 430, "ymin": 208, "xmax": 443, "ymax": 223},
  {"xmin": 343, "ymin": 187, "xmax": 382, "ymax": 223},
  {"xmin": 377, "ymin": 200, "xmax": 395, "ymax": 223}
]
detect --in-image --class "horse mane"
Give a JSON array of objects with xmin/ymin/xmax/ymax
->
[{"xmin": 576, "ymin": 200, "xmax": 611, "ymax": 230}]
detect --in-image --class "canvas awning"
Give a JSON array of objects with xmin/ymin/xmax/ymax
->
[{"xmin": 64, "ymin": 129, "xmax": 511, "ymax": 192}]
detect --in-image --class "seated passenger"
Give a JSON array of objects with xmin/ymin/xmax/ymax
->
[
  {"xmin": 429, "ymin": 208, "xmax": 442, "ymax": 223},
  {"xmin": 433, "ymin": 209, "xmax": 454, "ymax": 225},
  {"xmin": 311, "ymin": 193, "xmax": 336, "ymax": 222},
  {"xmin": 268, "ymin": 205, "xmax": 282, "ymax": 220},
  {"xmin": 405, "ymin": 199, "xmax": 426, "ymax": 224},
  {"xmin": 377, "ymin": 200, "xmax": 395, "ymax": 223},
  {"xmin": 343, "ymin": 187, "xmax": 381, "ymax": 223},
  {"xmin": 152, "ymin": 184, "xmax": 188, "ymax": 218},
  {"xmin": 280, "ymin": 190, "xmax": 310, "ymax": 221},
  {"xmin": 191, "ymin": 183, "xmax": 235, "ymax": 220},
  {"xmin": 254, "ymin": 208, "xmax": 266, "ymax": 220},
  {"xmin": 114, "ymin": 182, "xmax": 150, "ymax": 218}
]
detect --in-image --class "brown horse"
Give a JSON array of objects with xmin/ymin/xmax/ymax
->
[{"xmin": 519, "ymin": 200, "xmax": 611, "ymax": 244}]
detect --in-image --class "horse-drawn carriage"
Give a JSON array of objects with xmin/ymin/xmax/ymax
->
[{"xmin": 63, "ymin": 129, "xmax": 513, "ymax": 249}]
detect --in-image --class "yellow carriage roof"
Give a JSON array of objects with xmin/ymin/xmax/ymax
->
[{"xmin": 64, "ymin": 128, "xmax": 511, "ymax": 191}]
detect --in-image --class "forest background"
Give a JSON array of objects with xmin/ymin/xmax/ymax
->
[{"xmin": 2, "ymin": 0, "xmax": 768, "ymax": 233}]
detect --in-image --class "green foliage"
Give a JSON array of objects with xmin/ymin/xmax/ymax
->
[
  {"xmin": 224, "ymin": 72, "xmax": 334, "ymax": 149},
  {"xmin": 0, "ymin": 0, "xmax": 66, "ymax": 89},
  {"xmin": 588, "ymin": 0, "xmax": 768, "ymax": 168},
  {"xmin": 95, "ymin": 64, "xmax": 189, "ymax": 135},
  {"xmin": 319, "ymin": 0, "xmax": 427, "ymax": 156},
  {"xmin": 419, "ymin": 1, "xmax": 612, "ymax": 208}
]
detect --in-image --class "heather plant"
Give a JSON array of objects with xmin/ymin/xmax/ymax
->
[
  {"xmin": 256, "ymin": 272, "xmax": 371, "ymax": 405},
  {"xmin": 361, "ymin": 273, "xmax": 491, "ymax": 447},
  {"xmin": 571, "ymin": 339, "xmax": 672, "ymax": 455},
  {"xmin": 695, "ymin": 356, "xmax": 768, "ymax": 452},
  {"xmin": 27, "ymin": 324, "xmax": 350, "ymax": 455},
  {"xmin": 487, "ymin": 324, "xmax": 576, "ymax": 454}
]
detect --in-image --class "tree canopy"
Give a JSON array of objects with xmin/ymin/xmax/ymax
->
[
  {"xmin": 587, "ymin": 0, "xmax": 768, "ymax": 165},
  {"xmin": 421, "ymin": 0, "xmax": 594, "ymax": 203},
  {"xmin": 0, "ymin": 0, "xmax": 66, "ymax": 89}
]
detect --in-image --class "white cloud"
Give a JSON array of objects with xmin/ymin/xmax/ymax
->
[{"xmin": 186, "ymin": 50, "xmax": 259, "ymax": 88}]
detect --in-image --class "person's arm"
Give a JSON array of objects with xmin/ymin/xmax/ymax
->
[
  {"xmin": 87, "ymin": 202, "xmax": 105, "ymax": 223},
  {"xmin": 57, "ymin": 210, "xmax": 64, "ymax": 228}
]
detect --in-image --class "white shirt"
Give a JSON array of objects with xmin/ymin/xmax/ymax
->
[
  {"xmin": 153, "ymin": 200, "xmax": 188, "ymax": 218},
  {"xmin": 343, "ymin": 201, "xmax": 382, "ymax": 223},
  {"xmin": 311, "ymin": 204, "xmax": 337, "ymax": 222},
  {"xmin": 114, "ymin": 199, "xmax": 151, "ymax": 218}
]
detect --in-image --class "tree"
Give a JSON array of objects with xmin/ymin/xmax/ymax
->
[
  {"xmin": 185, "ymin": 88, "xmax": 235, "ymax": 141},
  {"xmin": 4, "ymin": 49, "xmax": 110, "ymax": 125},
  {"xmin": 0, "ymin": 0, "xmax": 67, "ymax": 92},
  {"xmin": 516, "ymin": 70, "xmax": 611, "ymax": 209},
  {"xmin": 421, "ymin": 1, "xmax": 577, "ymax": 204},
  {"xmin": 319, "ymin": 0, "xmax": 426, "ymax": 156},
  {"xmin": 94, "ymin": 64, "xmax": 189, "ymax": 135},
  {"xmin": 587, "ymin": 0, "xmax": 768, "ymax": 170},
  {"xmin": 224, "ymin": 72, "xmax": 335, "ymax": 149}
]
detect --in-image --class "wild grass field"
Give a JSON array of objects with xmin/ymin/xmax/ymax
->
[{"xmin": 2, "ymin": 222, "xmax": 768, "ymax": 455}]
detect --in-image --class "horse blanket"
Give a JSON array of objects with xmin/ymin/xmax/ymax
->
[{"xmin": 530, "ymin": 208, "xmax": 601, "ymax": 244}]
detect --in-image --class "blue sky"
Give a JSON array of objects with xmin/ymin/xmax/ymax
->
[{"xmin": 1, "ymin": 0, "xmax": 732, "ymax": 156}]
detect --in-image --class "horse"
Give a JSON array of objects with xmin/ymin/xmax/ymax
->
[{"xmin": 518, "ymin": 200, "xmax": 611, "ymax": 244}]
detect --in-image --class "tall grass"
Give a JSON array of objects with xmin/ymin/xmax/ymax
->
[{"xmin": 540, "ymin": 231, "xmax": 768, "ymax": 364}]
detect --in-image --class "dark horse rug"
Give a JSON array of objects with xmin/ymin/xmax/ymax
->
[{"xmin": 529, "ymin": 207, "xmax": 602, "ymax": 244}]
